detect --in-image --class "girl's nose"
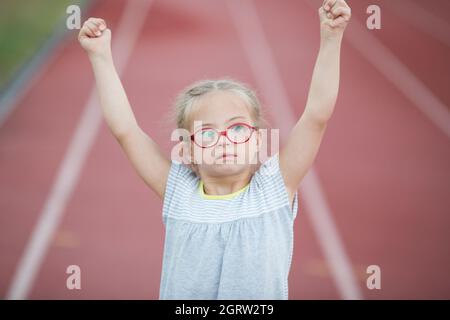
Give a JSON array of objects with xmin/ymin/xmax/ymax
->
[{"xmin": 217, "ymin": 132, "xmax": 231, "ymax": 146}]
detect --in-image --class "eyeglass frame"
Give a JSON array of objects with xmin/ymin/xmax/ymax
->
[{"xmin": 189, "ymin": 122, "xmax": 259, "ymax": 148}]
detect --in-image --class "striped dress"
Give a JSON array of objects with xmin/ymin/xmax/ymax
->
[{"xmin": 159, "ymin": 152, "xmax": 299, "ymax": 299}]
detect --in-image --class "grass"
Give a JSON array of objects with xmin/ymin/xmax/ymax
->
[{"xmin": 0, "ymin": 0, "xmax": 87, "ymax": 91}]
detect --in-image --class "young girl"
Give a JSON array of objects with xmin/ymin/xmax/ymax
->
[{"xmin": 78, "ymin": 0, "xmax": 351, "ymax": 299}]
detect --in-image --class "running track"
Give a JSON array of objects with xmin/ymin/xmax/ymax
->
[{"xmin": 1, "ymin": 0, "xmax": 449, "ymax": 299}]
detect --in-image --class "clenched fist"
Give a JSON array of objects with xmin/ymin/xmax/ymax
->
[
  {"xmin": 78, "ymin": 17, "xmax": 111, "ymax": 58},
  {"xmin": 319, "ymin": 0, "xmax": 351, "ymax": 41}
]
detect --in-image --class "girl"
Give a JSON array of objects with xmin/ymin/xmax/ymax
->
[{"xmin": 78, "ymin": 0, "xmax": 351, "ymax": 299}]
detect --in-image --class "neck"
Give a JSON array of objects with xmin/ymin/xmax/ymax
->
[{"xmin": 200, "ymin": 168, "xmax": 254, "ymax": 196}]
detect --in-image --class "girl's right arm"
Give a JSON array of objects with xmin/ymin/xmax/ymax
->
[{"xmin": 78, "ymin": 17, "xmax": 171, "ymax": 200}]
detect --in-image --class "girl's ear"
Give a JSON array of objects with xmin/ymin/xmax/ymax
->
[
  {"xmin": 256, "ymin": 129, "xmax": 262, "ymax": 149},
  {"xmin": 179, "ymin": 141, "xmax": 193, "ymax": 165},
  {"xmin": 177, "ymin": 139, "xmax": 199, "ymax": 176},
  {"xmin": 186, "ymin": 142, "xmax": 201, "ymax": 177},
  {"xmin": 172, "ymin": 138, "xmax": 190, "ymax": 165}
]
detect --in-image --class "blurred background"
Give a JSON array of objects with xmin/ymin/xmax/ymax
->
[{"xmin": 0, "ymin": 0, "xmax": 449, "ymax": 299}]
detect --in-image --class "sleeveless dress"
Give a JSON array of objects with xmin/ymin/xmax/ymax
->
[{"xmin": 159, "ymin": 152, "xmax": 298, "ymax": 299}]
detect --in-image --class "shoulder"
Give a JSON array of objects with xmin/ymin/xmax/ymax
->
[
  {"xmin": 163, "ymin": 159, "xmax": 199, "ymax": 200},
  {"xmin": 252, "ymin": 152, "xmax": 298, "ymax": 216}
]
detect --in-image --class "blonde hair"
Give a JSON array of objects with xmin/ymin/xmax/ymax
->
[{"xmin": 169, "ymin": 77, "xmax": 269, "ymax": 131}]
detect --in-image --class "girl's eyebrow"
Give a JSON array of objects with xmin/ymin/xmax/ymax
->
[{"xmin": 200, "ymin": 116, "xmax": 248, "ymax": 128}]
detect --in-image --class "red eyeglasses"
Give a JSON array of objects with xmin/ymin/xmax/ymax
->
[{"xmin": 190, "ymin": 122, "xmax": 258, "ymax": 148}]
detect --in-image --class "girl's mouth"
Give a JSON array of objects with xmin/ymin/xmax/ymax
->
[{"xmin": 219, "ymin": 154, "xmax": 237, "ymax": 159}]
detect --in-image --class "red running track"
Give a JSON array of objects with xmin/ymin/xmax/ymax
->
[{"xmin": 0, "ymin": 0, "xmax": 449, "ymax": 299}]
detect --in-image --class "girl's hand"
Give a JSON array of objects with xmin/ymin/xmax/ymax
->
[
  {"xmin": 319, "ymin": 0, "xmax": 351, "ymax": 41},
  {"xmin": 78, "ymin": 17, "xmax": 111, "ymax": 58}
]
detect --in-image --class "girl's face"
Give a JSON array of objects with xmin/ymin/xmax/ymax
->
[{"xmin": 187, "ymin": 91, "xmax": 261, "ymax": 178}]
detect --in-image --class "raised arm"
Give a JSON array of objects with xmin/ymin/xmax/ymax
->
[
  {"xmin": 78, "ymin": 18, "xmax": 170, "ymax": 199},
  {"xmin": 279, "ymin": 0, "xmax": 351, "ymax": 199}
]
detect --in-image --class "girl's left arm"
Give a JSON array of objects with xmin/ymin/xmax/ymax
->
[{"xmin": 280, "ymin": 0, "xmax": 351, "ymax": 197}]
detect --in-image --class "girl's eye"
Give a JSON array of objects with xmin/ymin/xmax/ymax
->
[
  {"xmin": 231, "ymin": 125, "xmax": 244, "ymax": 132},
  {"xmin": 202, "ymin": 130, "xmax": 215, "ymax": 138}
]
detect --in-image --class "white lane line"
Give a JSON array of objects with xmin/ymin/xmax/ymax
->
[
  {"xmin": 6, "ymin": 0, "xmax": 153, "ymax": 300},
  {"xmin": 226, "ymin": 0, "xmax": 363, "ymax": 300},
  {"xmin": 344, "ymin": 15, "xmax": 450, "ymax": 140},
  {"xmin": 389, "ymin": 0, "xmax": 450, "ymax": 48},
  {"xmin": 0, "ymin": 1, "xmax": 96, "ymax": 129}
]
